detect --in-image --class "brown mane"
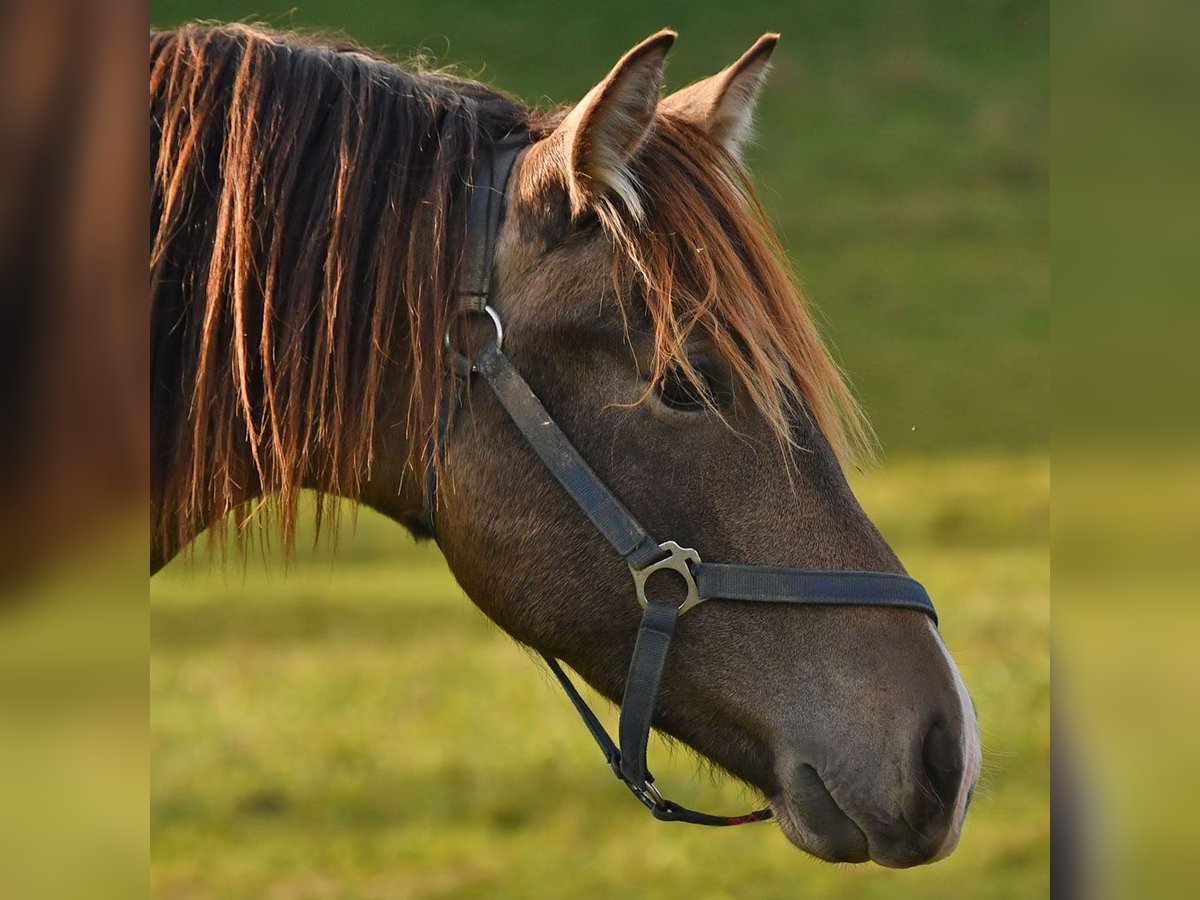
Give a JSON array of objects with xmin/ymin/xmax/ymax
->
[
  {"xmin": 150, "ymin": 23, "xmax": 864, "ymax": 561},
  {"xmin": 600, "ymin": 113, "xmax": 868, "ymax": 466},
  {"xmin": 150, "ymin": 24, "xmax": 525, "ymax": 559}
]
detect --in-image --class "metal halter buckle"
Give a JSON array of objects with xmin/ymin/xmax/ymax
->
[
  {"xmin": 629, "ymin": 540, "xmax": 704, "ymax": 616},
  {"xmin": 444, "ymin": 304, "xmax": 504, "ymax": 373},
  {"xmin": 626, "ymin": 777, "xmax": 668, "ymax": 811}
]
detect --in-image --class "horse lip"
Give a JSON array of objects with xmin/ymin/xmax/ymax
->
[
  {"xmin": 771, "ymin": 779, "xmax": 955, "ymax": 868},
  {"xmin": 768, "ymin": 769, "xmax": 871, "ymax": 863}
]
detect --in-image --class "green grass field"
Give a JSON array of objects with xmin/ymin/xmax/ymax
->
[
  {"xmin": 152, "ymin": 459, "xmax": 1049, "ymax": 899},
  {"xmin": 150, "ymin": 2, "xmax": 1048, "ymax": 896}
]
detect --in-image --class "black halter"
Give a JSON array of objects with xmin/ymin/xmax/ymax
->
[{"xmin": 425, "ymin": 135, "xmax": 938, "ymax": 827}]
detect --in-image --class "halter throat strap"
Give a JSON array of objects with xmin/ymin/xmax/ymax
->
[
  {"xmin": 426, "ymin": 138, "xmax": 938, "ymax": 828},
  {"xmin": 424, "ymin": 136, "xmax": 524, "ymax": 534}
]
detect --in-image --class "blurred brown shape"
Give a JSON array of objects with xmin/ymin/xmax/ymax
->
[{"xmin": 0, "ymin": 0, "xmax": 145, "ymax": 594}]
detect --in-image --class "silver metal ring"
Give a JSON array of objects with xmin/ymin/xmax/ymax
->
[
  {"xmin": 642, "ymin": 779, "xmax": 666, "ymax": 808},
  {"xmin": 444, "ymin": 304, "xmax": 504, "ymax": 372},
  {"xmin": 626, "ymin": 776, "xmax": 668, "ymax": 810},
  {"xmin": 629, "ymin": 540, "xmax": 704, "ymax": 616}
]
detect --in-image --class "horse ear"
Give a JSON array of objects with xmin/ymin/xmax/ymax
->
[
  {"xmin": 552, "ymin": 30, "xmax": 676, "ymax": 218},
  {"xmin": 660, "ymin": 33, "xmax": 779, "ymax": 159}
]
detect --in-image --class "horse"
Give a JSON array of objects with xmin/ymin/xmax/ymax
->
[{"xmin": 150, "ymin": 23, "xmax": 980, "ymax": 866}]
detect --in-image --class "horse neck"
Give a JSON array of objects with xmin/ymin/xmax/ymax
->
[{"xmin": 349, "ymin": 362, "xmax": 429, "ymax": 532}]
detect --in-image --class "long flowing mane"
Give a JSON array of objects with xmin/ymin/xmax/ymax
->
[
  {"xmin": 150, "ymin": 23, "xmax": 865, "ymax": 561},
  {"xmin": 150, "ymin": 24, "xmax": 525, "ymax": 558}
]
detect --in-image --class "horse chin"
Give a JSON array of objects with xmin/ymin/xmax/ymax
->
[
  {"xmin": 768, "ymin": 771, "xmax": 870, "ymax": 864},
  {"xmin": 769, "ymin": 765, "xmax": 967, "ymax": 868}
]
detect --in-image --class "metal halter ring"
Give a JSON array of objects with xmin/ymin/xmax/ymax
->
[
  {"xmin": 629, "ymin": 541, "xmax": 705, "ymax": 616},
  {"xmin": 626, "ymin": 777, "xmax": 668, "ymax": 811},
  {"xmin": 445, "ymin": 304, "xmax": 504, "ymax": 373}
]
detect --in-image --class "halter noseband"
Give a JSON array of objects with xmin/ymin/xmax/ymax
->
[{"xmin": 424, "ymin": 135, "xmax": 937, "ymax": 827}]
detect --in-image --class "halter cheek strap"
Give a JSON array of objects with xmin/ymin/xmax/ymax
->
[{"xmin": 425, "ymin": 136, "xmax": 938, "ymax": 828}]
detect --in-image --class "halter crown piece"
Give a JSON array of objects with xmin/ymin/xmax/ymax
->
[{"xmin": 425, "ymin": 135, "xmax": 938, "ymax": 827}]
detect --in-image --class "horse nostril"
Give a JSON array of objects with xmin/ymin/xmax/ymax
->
[{"xmin": 918, "ymin": 718, "xmax": 964, "ymax": 824}]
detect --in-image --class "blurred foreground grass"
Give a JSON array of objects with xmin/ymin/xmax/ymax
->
[{"xmin": 151, "ymin": 456, "xmax": 1048, "ymax": 899}]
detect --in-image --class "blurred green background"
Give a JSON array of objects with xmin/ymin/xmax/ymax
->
[{"xmin": 150, "ymin": 2, "xmax": 1049, "ymax": 897}]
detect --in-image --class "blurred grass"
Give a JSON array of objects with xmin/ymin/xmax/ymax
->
[
  {"xmin": 151, "ymin": 457, "xmax": 1049, "ymax": 898},
  {"xmin": 1, "ymin": 529, "xmax": 147, "ymax": 899},
  {"xmin": 148, "ymin": 0, "xmax": 1048, "ymax": 456}
]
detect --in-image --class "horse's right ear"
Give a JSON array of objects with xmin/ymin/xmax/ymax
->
[
  {"xmin": 660, "ymin": 33, "xmax": 779, "ymax": 161},
  {"xmin": 546, "ymin": 30, "xmax": 675, "ymax": 219}
]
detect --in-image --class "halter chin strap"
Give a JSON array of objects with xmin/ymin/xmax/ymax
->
[{"xmin": 426, "ymin": 136, "xmax": 938, "ymax": 828}]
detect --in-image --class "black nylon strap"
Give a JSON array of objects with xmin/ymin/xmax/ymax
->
[
  {"xmin": 425, "ymin": 136, "xmax": 525, "ymax": 533},
  {"xmin": 695, "ymin": 564, "xmax": 937, "ymax": 625},
  {"xmin": 618, "ymin": 601, "xmax": 679, "ymax": 785},
  {"xmin": 475, "ymin": 345, "xmax": 663, "ymax": 568},
  {"xmin": 461, "ymin": 137, "xmax": 524, "ymax": 305},
  {"xmin": 542, "ymin": 647, "xmax": 771, "ymax": 827},
  {"xmin": 541, "ymin": 654, "xmax": 621, "ymax": 770},
  {"xmin": 651, "ymin": 798, "xmax": 773, "ymax": 826}
]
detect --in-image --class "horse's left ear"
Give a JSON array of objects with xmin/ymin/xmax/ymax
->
[
  {"xmin": 660, "ymin": 33, "xmax": 779, "ymax": 159},
  {"xmin": 548, "ymin": 30, "xmax": 676, "ymax": 219}
]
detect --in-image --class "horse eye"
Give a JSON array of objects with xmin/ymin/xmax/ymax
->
[{"xmin": 657, "ymin": 362, "xmax": 728, "ymax": 413}]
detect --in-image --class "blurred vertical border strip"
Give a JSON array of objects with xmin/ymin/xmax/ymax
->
[
  {"xmin": 0, "ymin": 0, "xmax": 146, "ymax": 589},
  {"xmin": 0, "ymin": 0, "xmax": 147, "ymax": 898},
  {"xmin": 1055, "ymin": 0, "xmax": 1200, "ymax": 898}
]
